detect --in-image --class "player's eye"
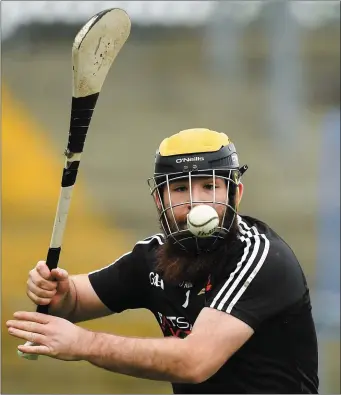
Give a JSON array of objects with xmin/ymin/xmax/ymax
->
[
  {"xmin": 173, "ymin": 185, "xmax": 188, "ymax": 192},
  {"xmin": 204, "ymin": 184, "xmax": 218, "ymax": 190}
]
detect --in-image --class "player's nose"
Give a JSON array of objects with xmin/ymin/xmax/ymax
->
[{"xmin": 187, "ymin": 186, "xmax": 203, "ymax": 208}]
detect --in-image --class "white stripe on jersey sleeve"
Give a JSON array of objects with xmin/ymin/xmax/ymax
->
[
  {"xmin": 216, "ymin": 235, "xmax": 262, "ymax": 311},
  {"xmin": 136, "ymin": 233, "xmax": 164, "ymax": 246},
  {"xmin": 238, "ymin": 215, "xmax": 259, "ymax": 239},
  {"xmin": 209, "ymin": 238, "xmax": 252, "ymax": 309},
  {"xmin": 88, "ymin": 233, "xmax": 164, "ymax": 275},
  {"xmin": 210, "ymin": 218, "xmax": 270, "ymax": 312},
  {"xmin": 226, "ymin": 234, "xmax": 270, "ymax": 313}
]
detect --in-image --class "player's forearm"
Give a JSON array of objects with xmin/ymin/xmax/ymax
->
[{"xmin": 81, "ymin": 332, "xmax": 198, "ymax": 383}]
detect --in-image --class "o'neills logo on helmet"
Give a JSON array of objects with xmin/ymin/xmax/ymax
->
[{"xmin": 176, "ymin": 157, "xmax": 205, "ymax": 163}]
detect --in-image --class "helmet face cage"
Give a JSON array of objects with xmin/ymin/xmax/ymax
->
[{"xmin": 147, "ymin": 168, "xmax": 240, "ymax": 252}]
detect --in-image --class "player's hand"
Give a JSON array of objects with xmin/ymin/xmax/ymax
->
[
  {"xmin": 7, "ymin": 311, "xmax": 92, "ymax": 361},
  {"xmin": 27, "ymin": 261, "xmax": 71, "ymax": 311}
]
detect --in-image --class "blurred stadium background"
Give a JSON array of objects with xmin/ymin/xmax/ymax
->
[{"xmin": 2, "ymin": 1, "xmax": 340, "ymax": 394}]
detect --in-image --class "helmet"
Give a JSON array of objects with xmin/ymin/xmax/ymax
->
[{"xmin": 147, "ymin": 128, "xmax": 248, "ymax": 253}]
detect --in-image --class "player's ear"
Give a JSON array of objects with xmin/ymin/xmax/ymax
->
[
  {"xmin": 154, "ymin": 189, "xmax": 163, "ymax": 210},
  {"xmin": 236, "ymin": 182, "xmax": 244, "ymax": 207}
]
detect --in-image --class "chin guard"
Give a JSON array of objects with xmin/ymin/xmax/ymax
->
[{"xmin": 170, "ymin": 230, "xmax": 228, "ymax": 254}]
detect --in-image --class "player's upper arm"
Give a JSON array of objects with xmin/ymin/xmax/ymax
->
[
  {"xmin": 184, "ymin": 307, "xmax": 254, "ymax": 383},
  {"xmin": 68, "ymin": 274, "xmax": 113, "ymax": 323},
  {"xmin": 207, "ymin": 232, "xmax": 306, "ymax": 329},
  {"xmin": 86, "ymin": 235, "xmax": 162, "ymax": 314}
]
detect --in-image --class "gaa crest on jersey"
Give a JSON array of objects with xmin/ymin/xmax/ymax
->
[{"xmin": 149, "ymin": 272, "xmax": 164, "ymax": 290}]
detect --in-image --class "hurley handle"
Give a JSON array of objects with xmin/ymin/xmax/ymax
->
[{"xmin": 36, "ymin": 247, "xmax": 61, "ymax": 314}]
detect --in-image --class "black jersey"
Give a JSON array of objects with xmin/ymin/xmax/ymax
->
[{"xmin": 88, "ymin": 215, "xmax": 319, "ymax": 394}]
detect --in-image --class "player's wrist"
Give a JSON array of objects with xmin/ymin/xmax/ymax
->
[
  {"xmin": 77, "ymin": 330, "xmax": 100, "ymax": 361},
  {"xmin": 49, "ymin": 284, "xmax": 74, "ymax": 319}
]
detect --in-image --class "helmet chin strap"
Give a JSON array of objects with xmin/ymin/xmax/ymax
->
[{"xmin": 239, "ymin": 164, "xmax": 248, "ymax": 176}]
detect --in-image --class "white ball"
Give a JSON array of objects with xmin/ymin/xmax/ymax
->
[
  {"xmin": 187, "ymin": 205, "xmax": 219, "ymax": 238},
  {"xmin": 17, "ymin": 349, "xmax": 39, "ymax": 360}
]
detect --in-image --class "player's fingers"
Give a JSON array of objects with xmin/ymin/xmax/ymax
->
[
  {"xmin": 26, "ymin": 289, "xmax": 52, "ymax": 306},
  {"xmin": 17, "ymin": 343, "xmax": 50, "ymax": 356},
  {"xmin": 27, "ymin": 280, "xmax": 57, "ymax": 299},
  {"xmin": 6, "ymin": 320, "xmax": 47, "ymax": 335},
  {"xmin": 29, "ymin": 270, "xmax": 56, "ymax": 291},
  {"xmin": 50, "ymin": 268, "xmax": 69, "ymax": 281},
  {"xmin": 13, "ymin": 311, "xmax": 51, "ymax": 324},
  {"xmin": 8, "ymin": 327, "xmax": 46, "ymax": 345},
  {"xmin": 35, "ymin": 261, "xmax": 52, "ymax": 280}
]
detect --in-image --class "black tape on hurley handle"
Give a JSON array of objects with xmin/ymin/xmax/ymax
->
[{"xmin": 36, "ymin": 247, "xmax": 61, "ymax": 314}]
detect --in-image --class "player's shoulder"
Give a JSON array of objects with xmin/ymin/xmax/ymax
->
[
  {"xmin": 132, "ymin": 233, "xmax": 165, "ymax": 255},
  {"xmin": 237, "ymin": 214, "xmax": 301, "ymax": 268},
  {"xmin": 235, "ymin": 215, "xmax": 308, "ymax": 301},
  {"xmin": 238, "ymin": 214, "xmax": 276, "ymax": 238}
]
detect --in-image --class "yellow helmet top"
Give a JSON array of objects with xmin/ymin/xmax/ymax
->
[{"xmin": 159, "ymin": 128, "xmax": 231, "ymax": 156}]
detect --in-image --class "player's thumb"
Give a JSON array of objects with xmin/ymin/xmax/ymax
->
[{"xmin": 50, "ymin": 268, "xmax": 70, "ymax": 295}]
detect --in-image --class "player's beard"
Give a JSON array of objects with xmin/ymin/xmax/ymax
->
[{"xmin": 155, "ymin": 208, "xmax": 239, "ymax": 285}]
